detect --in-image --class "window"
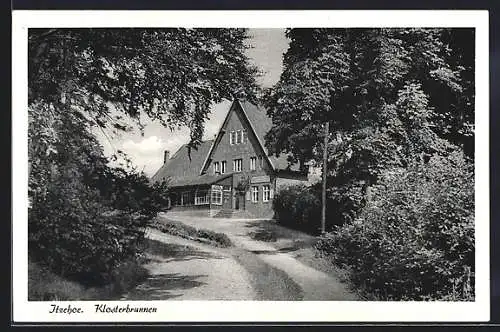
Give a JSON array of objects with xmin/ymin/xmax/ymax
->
[
  {"xmin": 263, "ymin": 185, "xmax": 271, "ymax": 202},
  {"xmin": 181, "ymin": 191, "xmax": 192, "ymax": 206},
  {"xmin": 236, "ymin": 130, "xmax": 243, "ymax": 144},
  {"xmin": 250, "ymin": 157, "xmax": 256, "ymax": 171},
  {"xmin": 221, "ymin": 161, "xmax": 226, "ymax": 174},
  {"xmin": 211, "ymin": 187, "xmax": 223, "ymax": 205},
  {"xmin": 258, "ymin": 156, "xmax": 263, "ymax": 169},
  {"xmin": 214, "ymin": 161, "xmax": 220, "ymax": 174},
  {"xmin": 233, "ymin": 159, "xmax": 242, "ymax": 172},
  {"xmin": 251, "ymin": 186, "xmax": 259, "ymax": 202},
  {"xmin": 230, "ymin": 131, "xmax": 236, "ymax": 145},
  {"xmin": 230, "ymin": 130, "xmax": 246, "ymax": 145},
  {"xmin": 195, "ymin": 190, "xmax": 210, "ymax": 205}
]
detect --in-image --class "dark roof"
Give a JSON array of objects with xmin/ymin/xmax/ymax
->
[
  {"xmin": 151, "ymin": 140, "xmax": 214, "ymax": 184},
  {"xmin": 167, "ymin": 173, "xmax": 233, "ymax": 187},
  {"xmin": 239, "ymin": 100, "xmax": 301, "ymax": 172}
]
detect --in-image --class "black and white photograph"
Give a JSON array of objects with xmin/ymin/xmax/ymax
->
[{"xmin": 12, "ymin": 10, "xmax": 490, "ymax": 323}]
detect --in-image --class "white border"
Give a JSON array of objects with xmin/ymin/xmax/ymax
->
[{"xmin": 12, "ymin": 10, "xmax": 490, "ymax": 323}]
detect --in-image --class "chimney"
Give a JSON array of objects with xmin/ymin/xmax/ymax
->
[{"xmin": 163, "ymin": 150, "xmax": 170, "ymax": 164}]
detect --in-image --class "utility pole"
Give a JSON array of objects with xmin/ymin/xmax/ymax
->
[{"xmin": 321, "ymin": 121, "xmax": 329, "ymax": 234}]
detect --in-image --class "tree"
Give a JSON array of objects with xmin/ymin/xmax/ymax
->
[
  {"xmin": 264, "ymin": 28, "xmax": 474, "ymax": 187},
  {"xmin": 265, "ymin": 29, "xmax": 476, "ymax": 300},
  {"xmin": 28, "ymin": 28, "xmax": 260, "ymax": 286},
  {"xmin": 29, "ymin": 28, "xmax": 259, "ymax": 205},
  {"xmin": 29, "ymin": 28, "xmax": 260, "ymax": 146}
]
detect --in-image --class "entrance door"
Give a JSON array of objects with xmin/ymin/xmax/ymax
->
[
  {"xmin": 235, "ymin": 192, "xmax": 245, "ymax": 210},
  {"xmin": 235, "ymin": 193, "xmax": 240, "ymax": 210},
  {"xmin": 222, "ymin": 188, "xmax": 232, "ymax": 209}
]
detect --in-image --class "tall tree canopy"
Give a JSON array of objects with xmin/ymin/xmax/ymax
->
[
  {"xmin": 29, "ymin": 28, "xmax": 260, "ymax": 200},
  {"xmin": 267, "ymin": 29, "xmax": 475, "ymax": 300},
  {"xmin": 263, "ymin": 28, "xmax": 474, "ymax": 186},
  {"xmin": 29, "ymin": 28, "xmax": 260, "ymax": 146}
]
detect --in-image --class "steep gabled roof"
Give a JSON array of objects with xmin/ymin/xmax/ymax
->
[
  {"xmin": 238, "ymin": 100, "xmax": 300, "ymax": 172},
  {"xmin": 151, "ymin": 140, "xmax": 214, "ymax": 184},
  {"xmin": 200, "ymin": 99, "xmax": 301, "ymax": 174},
  {"xmin": 238, "ymin": 100, "xmax": 273, "ymax": 148}
]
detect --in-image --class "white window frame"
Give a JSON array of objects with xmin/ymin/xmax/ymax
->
[
  {"xmin": 251, "ymin": 186, "xmax": 259, "ymax": 202},
  {"xmin": 211, "ymin": 188, "xmax": 223, "ymax": 205},
  {"xmin": 221, "ymin": 160, "xmax": 226, "ymax": 174},
  {"xmin": 250, "ymin": 157, "xmax": 256, "ymax": 171},
  {"xmin": 195, "ymin": 190, "xmax": 210, "ymax": 205},
  {"xmin": 263, "ymin": 185, "xmax": 271, "ymax": 202},
  {"xmin": 236, "ymin": 130, "xmax": 242, "ymax": 144},
  {"xmin": 233, "ymin": 159, "xmax": 242, "ymax": 172},
  {"xmin": 214, "ymin": 161, "xmax": 220, "ymax": 174},
  {"xmin": 258, "ymin": 155, "xmax": 263, "ymax": 169}
]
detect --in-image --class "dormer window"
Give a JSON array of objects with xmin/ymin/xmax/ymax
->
[{"xmin": 214, "ymin": 161, "xmax": 220, "ymax": 174}]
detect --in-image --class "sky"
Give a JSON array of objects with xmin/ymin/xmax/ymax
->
[{"xmin": 96, "ymin": 29, "xmax": 289, "ymax": 176}]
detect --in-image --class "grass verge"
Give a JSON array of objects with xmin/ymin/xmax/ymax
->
[
  {"xmin": 28, "ymin": 257, "xmax": 149, "ymax": 301},
  {"xmin": 291, "ymin": 247, "xmax": 364, "ymax": 300},
  {"xmin": 248, "ymin": 229, "xmax": 277, "ymax": 242},
  {"xmin": 151, "ymin": 218, "xmax": 232, "ymax": 248},
  {"xmin": 231, "ymin": 248, "xmax": 303, "ymax": 300}
]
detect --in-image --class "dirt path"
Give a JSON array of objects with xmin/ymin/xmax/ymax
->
[
  {"xmin": 161, "ymin": 212, "xmax": 358, "ymax": 301},
  {"xmin": 122, "ymin": 229, "xmax": 255, "ymax": 300},
  {"xmin": 122, "ymin": 228, "xmax": 304, "ymax": 300}
]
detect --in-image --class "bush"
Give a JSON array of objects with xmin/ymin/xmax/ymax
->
[
  {"xmin": 323, "ymin": 183, "xmax": 366, "ymax": 226},
  {"xmin": 28, "ymin": 105, "xmax": 169, "ymax": 288},
  {"xmin": 91, "ymin": 167, "xmax": 170, "ymax": 219},
  {"xmin": 273, "ymin": 183, "xmax": 364, "ymax": 234},
  {"xmin": 315, "ymin": 151, "xmax": 474, "ymax": 301},
  {"xmin": 28, "ymin": 172, "xmax": 147, "ymax": 285},
  {"xmin": 272, "ymin": 184, "xmax": 322, "ymax": 234}
]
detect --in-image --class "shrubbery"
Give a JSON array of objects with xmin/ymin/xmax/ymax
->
[
  {"xmin": 28, "ymin": 162, "xmax": 167, "ymax": 286},
  {"xmin": 321, "ymin": 183, "xmax": 366, "ymax": 226},
  {"xmin": 272, "ymin": 185, "xmax": 322, "ymax": 234},
  {"xmin": 28, "ymin": 105, "xmax": 170, "ymax": 288},
  {"xmin": 91, "ymin": 166, "xmax": 170, "ymax": 220},
  {"xmin": 315, "ymin": 152, "xmax": 474, "ymax": 300},
  {"xmin": 273, "ymin": 183, "xmax": 365, "ymax": 234}
]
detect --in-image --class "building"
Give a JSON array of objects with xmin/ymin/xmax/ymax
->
[{"xmin": 151, "ymin": 99, "xmax": 311, "ymax": 218}]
